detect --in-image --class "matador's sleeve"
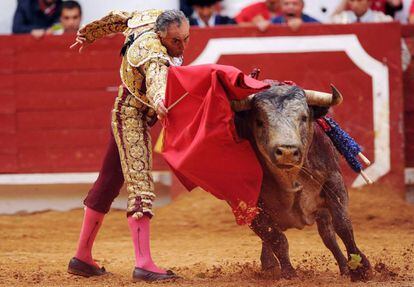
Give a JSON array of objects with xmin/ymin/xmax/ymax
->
[
  {"xmin": 79, "ymin": 10, "xmax": 132, "ymax": 43},
  {"xmin": 142, "ymin": 60, "xmax": 169, "ymax": 108},
  {"xmin": 127, "ymin": 32, "xmax": 171, "ymax": 108}
]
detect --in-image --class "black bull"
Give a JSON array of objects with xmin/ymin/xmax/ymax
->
[{"xmin": 233, "ymin": 84, "xmax": 373, "ymax": 281}]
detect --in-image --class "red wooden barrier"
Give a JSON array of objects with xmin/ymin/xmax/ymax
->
[
  {"xmin": 0, "ymin": 24, "xmax": 410, "ymax": 195},
  {"xmin": 0, "ymin": 34, "xmax": 167, "ymax": 173}
]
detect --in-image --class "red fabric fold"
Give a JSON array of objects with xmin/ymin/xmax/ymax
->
[{"xmin": 162, "ymin": 64, "xmax": 269, "ymax": 225}]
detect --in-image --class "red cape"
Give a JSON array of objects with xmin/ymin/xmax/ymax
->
[{"xmin": 162, "ymin": 64, "xmax": 269, "ymax": 225}]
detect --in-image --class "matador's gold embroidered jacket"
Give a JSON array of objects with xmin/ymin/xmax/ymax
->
[{"xmin": 79, "ymin": 9, "xmax": 182, "ymax": 112}]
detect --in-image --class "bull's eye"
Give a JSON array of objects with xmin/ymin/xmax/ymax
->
[
  {"xmin": 256, "ymin": 119, "xmax": 264, "ymax": 127},
  {"xmin": 301, "ymin": 115, "xmax": 308, "ymax": 122}
]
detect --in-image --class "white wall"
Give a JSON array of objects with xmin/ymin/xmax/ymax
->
[
  {"xmin": 303, "ymin": 0, "xmax": 342, "ymax": 23},
  {"xmin": 0, "ymin": 0, "xmax": 17, "ymax": 34},
  {"xmin": 78, "ymin": 0, "xmax": 178, "ymax": 24}
]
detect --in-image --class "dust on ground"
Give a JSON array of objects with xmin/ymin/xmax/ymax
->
[{"xmin": 0, "ymin": 186, "xmax": 413, "ymax": 287}]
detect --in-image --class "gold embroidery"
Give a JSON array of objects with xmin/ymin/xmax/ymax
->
[
  {"xmin": 112, "ymin": 87, "xmax": 156, "ymax": 219},
  {"xmin": 80, "ymin": 10, "xmax": 132, "ymax": 43},
  {"xmin": 126, "ymin": 32, "xmax": 169, "ymax": 67},
  {"xmin": 121, "ymin": 31, "xmax": 170, "ymax": 109},
  {"xmin": 143, "ymin": 60, "xmax": 168, "ymax": 107},
  {"xmin": 80, "ymin": 9, "xmax": 171, "ymax": 111},
  {"xmin": 81, "ymin": 9, "xmax": 175, "ymax": 218},
  {"xmin": 127, "ymin": 9, "xmax": 163, "ymax": 29}
]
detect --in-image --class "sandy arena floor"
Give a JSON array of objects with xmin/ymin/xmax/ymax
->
[{"xmin": 0, "ymin": 186, "xmax": 413, "ymax": 287}]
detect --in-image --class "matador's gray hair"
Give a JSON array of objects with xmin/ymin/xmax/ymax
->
[{"xmin": 155, "ymin": 10, "xmax": 188, "ymax": 37}]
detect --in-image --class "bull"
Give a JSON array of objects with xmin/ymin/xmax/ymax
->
[{"xmin": 232, "ymin": 83, "xmax": 373, "ymax": 281}]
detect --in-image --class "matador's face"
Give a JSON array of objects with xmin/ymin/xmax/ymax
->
[{"xmin": 160, "ymin": 21, "xmax": 190, "ymax": 58}]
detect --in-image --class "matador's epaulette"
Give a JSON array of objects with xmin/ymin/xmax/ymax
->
[
  {"xmin": 127, "ymin": 9, "xmax": 163, "ymax": 29},
  {"xmin": 126, "ymin": 32, "xmax": 170, "ymax": 68}
]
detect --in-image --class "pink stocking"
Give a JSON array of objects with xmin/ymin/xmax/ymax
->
[
  {"xmin": 74, "ymin": 207, "xmax": 104, "ymax": 267},
  {"xmin": 128, "ymin": 215, "xmax": 166, "ymax": 274}
]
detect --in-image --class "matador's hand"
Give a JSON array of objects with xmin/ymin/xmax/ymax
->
[
  {"xmin": 156, "ymin": 101, "xmax": 168, "ymax": 120},
  {"xmin": 70, "ymin": 29, "xmax": 89, "ymax": 53}
]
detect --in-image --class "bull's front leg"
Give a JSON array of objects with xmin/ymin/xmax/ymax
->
[
  {"xmin": 315, "ymin": 208, "xmax": 349, "ymax": 276},
  {"xmin": 330, "ymin": 210, "xmax": 372, "ymax": 282},
  {"xmin": 324, "ymin": 175, "xmax": 373, "ymax": 282},
  {"xmin": 250, "ymin": 209, "xmax": 297, "ymax": 279},
  {"xmin": 260, "ymin": 242, "xmax": 278, "ymax": 271}
]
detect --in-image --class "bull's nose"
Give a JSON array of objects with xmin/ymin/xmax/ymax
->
[{"xmin": 274, "ymin": 146, "xmax": 301, "ymax": 164}]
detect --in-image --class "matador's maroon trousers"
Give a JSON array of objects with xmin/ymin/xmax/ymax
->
[{"xmin": 83, "ymin": 129, "xmax": 124, "ymax": 214}]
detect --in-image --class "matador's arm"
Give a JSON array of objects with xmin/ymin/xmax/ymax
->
[
  {"xmin": 79, "ymin": 11, "xmax": 132, "ymax": 44},
  {"xmin": 141, "ymin": 60, "xmax": 169, "ymax": 109},
  {"xmin": 126, "ymin": 32, "xmax": 171, "ymax": 110}
]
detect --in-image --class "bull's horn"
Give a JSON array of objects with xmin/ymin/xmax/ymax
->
[
  {"xmin": 304, "ymin": 84, "xmax": 343, "ymax": 107},
  {"xmin": 330, "ymin": 84, "xmax": 343, "ymax": 106},
  {"xmin": 231, "ymin": 95, "xmax": 254, "ymax": 112}
]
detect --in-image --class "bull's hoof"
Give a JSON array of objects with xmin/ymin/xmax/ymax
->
[
  {"xmin": 348, "ymin": 254, "xmax": 373, "ymax": 282},
  {"xmin": 349, "ymin": 266, "xmax": 373, "ymax": 282},
  {"xmin": 261, "ymin": 256, "xmax": 278, "ymax": 271},
  {"xmin": 281, "ymin": 267, "xmax": 297, "ymax": 279},
  {"xmin": 261, "ymin": 263, "xmax": 278, "ymax": 272},
  {"xmin": 339, "ymin": 266, "xmax": 350, "ymax": 277},
  {"xmin": 260, "ymin": 265, "xmax": 281, "ymax": 280}
]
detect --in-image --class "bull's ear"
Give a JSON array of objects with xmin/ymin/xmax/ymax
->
[{"xmin": 310, "ymin": 106, "xmax": 329, "ymax": 119}]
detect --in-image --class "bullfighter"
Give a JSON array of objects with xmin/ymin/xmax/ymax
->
[{"xmin": 67, "ymin": 9, "xmax": 189, "ymax": 282}]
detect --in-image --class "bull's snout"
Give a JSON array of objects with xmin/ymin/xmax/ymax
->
[{"xmin": 274, "ymin": 145, "xmax": 301, "ymax": 168}]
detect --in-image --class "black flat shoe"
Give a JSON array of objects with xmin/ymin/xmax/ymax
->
[
  {"xmin": 67, "ymin": 257, "xmax": 107, "ymax": 277},
  {"xmin": 132, "ymin": 267, "xmax": 180, "ymax": 282}
]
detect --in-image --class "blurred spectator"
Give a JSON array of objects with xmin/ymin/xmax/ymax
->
[
  {"xmin": 13, "ymin": 0, "xmax": 62, "ymax": 38},
  {"xmin": 332, "ymin": 0, "xmax": 411, "ymax": 71},
  {"xmin": 409, "ymin": 0, "xmax": 414, "ymax": 23},
  {"xmin": 187, "ymin": 0, "xmax": 236, "ymax": 26},
  {"xmin": 51, "ymin": 0, "xmax": 82, "ymax": 34},
  {"xmin": 181, "ymin": 0, "xmax": 194, "ymax": 18},
  {"xmin": 333, "ymin": 0, "xmax": 403, "ymax": 18},
  {"xmin": 372, "ymin": 0, "xmax": 403, "ymax": 16},
  {"xmin": 272, "ymin": 0, "xmax": 319, "ymax": 30},
  {"xmin": 235, "ymin": 0, "xmax": 281, "ymax": 31},
  {"xmin": 392, "ymin": 0, "xmax": 411, "ymax": 23}
]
